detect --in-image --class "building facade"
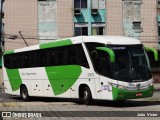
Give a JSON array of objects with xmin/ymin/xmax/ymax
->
[
  {"xmin": 1, "ymin": 0, "xmax": 160, "ymax": 85},
  {"xmin": 3, "ymin": 0, "xmax": 160, "ymax": 50}
]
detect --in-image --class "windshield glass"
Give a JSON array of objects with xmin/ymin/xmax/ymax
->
[{"xmin": 109, "ymin": 45, "xmax": 152, "ymax": 82}]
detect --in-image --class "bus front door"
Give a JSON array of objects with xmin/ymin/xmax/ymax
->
[{"xmin": 100, "ymin": 76, "xmax": 112, "ymax": 100}]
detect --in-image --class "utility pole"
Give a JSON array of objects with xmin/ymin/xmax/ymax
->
[
  {"xmin": 0, "ymin": 0, "xmax": 4, "ymax": 67},
  {"xmin": 0, "ymin": 0, "xmax": 5, "ymax": 52}
]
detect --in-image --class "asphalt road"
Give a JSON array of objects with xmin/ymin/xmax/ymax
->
[
  {"xmin": 0, "ymin": 90, "xmax": 160, "ymax": 120},
  {"xmin": 0, "ymin": 88, "xmax": 160, "ymax": 102}
]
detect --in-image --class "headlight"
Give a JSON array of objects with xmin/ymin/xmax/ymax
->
[
  {"xmin": 117, "ymin": 85, "xmax": 125, "ymax": 89},
  {"xmin": 108, "ymin": 82, "xmax": 125, "ymax": 89},
  {"xmin": 150, "ymin": 83, "xmax": 153, "ymax": 86}
]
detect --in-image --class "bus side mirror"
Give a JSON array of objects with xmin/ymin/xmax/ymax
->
[
  {"xmin": 96, "ymin": 47, "xmax": 115, "ymax": 63},
  {"xmin": 145, "ymin": 46, "xmax": 159, "ymax": 61}
]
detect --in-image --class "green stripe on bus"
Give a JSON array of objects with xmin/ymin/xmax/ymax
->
[
  {"xmin": 45, "ymin": 65, "xmax": 82, "ymax": 95},
  {"xmin": 40, "ymin": 39, "xmax": 72, "ymax": 49},
  {"xmin": 96, "ymin": 47, "xmax": 115, "ymax": 62},
  {"xmin": 3, "ymin": 50, "xmax": 14, "ymax": 55},
  {"xmin": 6, "ymin": 69, "xmax": 22, "ymax": 91},
  {"xmin": 145, "ymin": 46, "xmax": 159, "ymax": 61}
]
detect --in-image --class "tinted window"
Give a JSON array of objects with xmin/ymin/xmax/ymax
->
[
  {"xmin": 85, "ymin": 43, "xmax": 111, "ymax": 76},
  {"xmin": 4, "ymin": 44, "xmax": 89, "ymax": 69},
  {"xmin": 85, "ymin": 43, "xmax": 105, "ymax": 53}
]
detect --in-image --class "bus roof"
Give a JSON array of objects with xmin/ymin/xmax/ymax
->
[
  {"xmin": 4, "ymin": 36, "xmax": 141, "ymax": 54},
  {"xmin": 81, "ymin": 36, "xmax": 141, "ymax": 45}
]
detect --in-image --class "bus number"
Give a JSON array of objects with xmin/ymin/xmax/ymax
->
[{"xmin": 88, "ymin": 73, "xmax": 94, "ymax": 77}]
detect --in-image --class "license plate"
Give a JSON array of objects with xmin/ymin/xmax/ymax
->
[{"xmin": 136, "ymin": 92, "xmax": 142, "ymax": 96}]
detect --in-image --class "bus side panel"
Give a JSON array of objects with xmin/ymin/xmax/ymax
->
[
  {"xmin": 99, "ymin": 76, "xmax": 113, "ymax": 100},
  {"xmin": 42, "ymin": 79, "xmax": 55, "ymax": 97},
  {"xmin": 19, "ymin": 68, "xmax": 52, "ymax": 97},
  {"xmin": 45, "ymin": 65, "xmax": 82, "ymax": 98},
  {"xmin": 3, "ymin": 67, "xmax": 20, "ymax": 95},
  {"xmin": 71, "ymin": 67, "xmax": 99, "ymax": 99}
]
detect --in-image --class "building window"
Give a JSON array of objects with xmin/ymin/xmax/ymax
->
[
  {"xmin": 92, "ymin": 27, "xmax": 104, "ymax": 35},
  {"xmin": 132, "ymin": 21, "xmax": 143, "ymax": 33},
  {"xmin": 133, "ymin": 21, "xmax": 141, "ymax": 29},
  {"xmin": 92, "ymin": 23, "xmax": 105, "ymax": 35},
  {"xmin": 91, "ymin": 0, "xmax": 105, "ymax": 9},
  {"xmin": 74, "ymin": 0, "xmax": 87, "ymax": 9},
  {"xmin": 74, "ymin": 23, "xmax": 88, "ymax": 36},
  {"xmin": 75, "ymin": 27, "xmax": 88, "ymax": 36}
]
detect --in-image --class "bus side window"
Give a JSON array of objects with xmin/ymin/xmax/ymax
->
[
  {"xmin": 12, "ymin": 54, "xmax": 20, "ymax": 69},
  {"xmin": 55, "ymin": 47, "xmax": 63, "ymax": 66},
  {"xmin": 68, "ymin": 46, "xmax": 78, "ymax": 65},
  {"xmin": 28, "ymin": 52, "xmax": 33, "ymax": 68},
  {"xmin": 30, "ymin": 51, "xmax": 39, "ymax": 68},
  {"xmin": 24, "ymin": 53, "xmax": 29, "ymax": 68},
  {"xmin": 34, "ymin": 51, "xmax": 40, "ymax": 67},
  {"xmin": 18, "ymin": 53, "xmax": 24, "ymax": 68},
  {"xmin": 98, "ymin": 51, "xmax": 111, "ymax": 77},
  {"xmin": 4, "ymin": 55, "xmax": 12, "ymax": 69},
  {"xmin": 48, "ymin": 49, "xmax": 55, "ymax": 66},
  {"xmin": 77, "ymin": 44, "xmax": 89, "ymax": 68},
  {"xmin": 40, "ymin": 49, "xmax": 48, "ymax": 67},
  {"xmin": 91, "ymin": 50, "xmax": 99, "ymax": 71}
]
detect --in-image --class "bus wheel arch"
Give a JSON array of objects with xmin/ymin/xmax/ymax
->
[
  {"xmin": 20, "ymin": 84, "xmax": 29, "ymax": 101},
  {"xmin": 79, "ymin": 84, "xmax": 92, "ymax": 105}
]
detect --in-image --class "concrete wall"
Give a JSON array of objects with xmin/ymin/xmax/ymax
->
[
  {"xmin": 122, "ymin": 1, "xmax": 141, "ymax": 40},
  {"xmin": 141, "ymin": 0, "xmax": 158, "ymax": 49},
  {"xmin": 106, "ymin": 0, "xmax": 123, "ymax": 35},
  {"xmin": 71, "ymin": 0, "xmax": 106, "ymax": 36},
  {"xmin": 4, "ymin": 0, "xmax": 39, "ymax": 50},
  {"xmin": 2, "ymin": 0, "xmax": 39, "ymax": 85},
  {"xmin": 38, "ymin": 0, "xmax": 57, "ymax": 43},
  {"xmin": 57, "ymin": 0, "xmax": 74, "ymax": 38}
]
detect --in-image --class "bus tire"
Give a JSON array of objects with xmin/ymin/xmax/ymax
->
[
  {"xmin": 20, "ymin": 86, "xmax": 29, "ymax": 101},
  {"xmin": 83, "ymin": 87, "xmax": 92, "ymax": 105}
]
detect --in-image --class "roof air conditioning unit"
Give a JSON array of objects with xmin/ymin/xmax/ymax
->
[
  {"xmin": 74, "ymin": 8, "xmax": 81, "ymax": 15},
  {"xmin": 91, "ymin": 9, "xmax": 98, "ymax": 15}
]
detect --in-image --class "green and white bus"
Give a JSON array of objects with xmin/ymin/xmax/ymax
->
[{"xmin": 2, "ymin": 36, "xmax": 159, "ymax": 104}]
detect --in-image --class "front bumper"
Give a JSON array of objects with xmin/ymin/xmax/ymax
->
[{"xmin": 112, "ymin": 85, "xmax": 154, "ymax": 100}]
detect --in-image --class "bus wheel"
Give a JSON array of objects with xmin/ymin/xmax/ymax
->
[
  {"xmin": 20, "ymin": 86, "xmax": 29, "ymax": 101},
  {"xmin": 83, "ymin": 87, "xmax": 92, "ymax": 105}
]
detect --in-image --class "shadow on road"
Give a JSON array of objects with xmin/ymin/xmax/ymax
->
[
  {"xmin": 90, "ymin": 100, "xmax": 160, "ymax": 108},
  {"xmin": 3, "ymin": 95, "xmax": 160, "ymax": 108}
]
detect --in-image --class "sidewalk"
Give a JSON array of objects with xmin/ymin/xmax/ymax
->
[{"xmin": 153, "ymin": 83, "xmax": 160, "ymax": 91}]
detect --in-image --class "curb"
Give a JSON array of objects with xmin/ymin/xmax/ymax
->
[{"xmin": 153, "ymin": 83, "xmax": 160, "ymax": 91}]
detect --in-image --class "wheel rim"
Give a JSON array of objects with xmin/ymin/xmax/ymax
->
[
  {"xmin": 84, "ymin": 90, "xmax": 88, "ymax": 103},
  {"xmin": 22, "ymin": 89, "xmax": 27, "ymax": 99}
]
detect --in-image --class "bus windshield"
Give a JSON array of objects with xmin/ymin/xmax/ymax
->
[{"xmin": 109, "ymin": 45, "xmax": 152, "ymax": 82}]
